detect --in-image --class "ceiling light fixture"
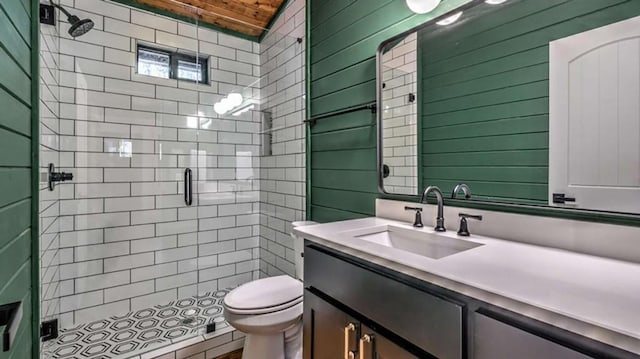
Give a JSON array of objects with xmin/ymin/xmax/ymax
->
[
  {"xmin": 405, "ymin": 0, "xmax": 441, "ymax": 14},
  {"xmin": 485, "ymin": 0, "xmax": 508, "ymax": 4},
  {"xmin": 213, "ymin": 93, "xmax": 245, "ymax": 115},
  {"xmin": 228, "ymin": 93, "xmax": 243, "ymax": 107},
  {"xmin": 214, "ymin": 102, "xmax": 228, "ymax": 115},
  {"xmin": 436, "ymin": 11, "xmax": 463, "ymax": 26}
]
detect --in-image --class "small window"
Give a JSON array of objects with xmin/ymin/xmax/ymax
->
[
  {"xmin": 177, "ymin": 58, "xmax": 203, "ymax": 82},
  {"xmin": 137, "ymin": 45, "xmax": 208, "ymax": 84},
  {"xmin": 138, "ymin": 47, "xmax": 170, "ymax": 79}
]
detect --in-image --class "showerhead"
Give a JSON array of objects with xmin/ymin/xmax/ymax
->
[
  {"xmin": 49, "ymin": 1, "xmax": 94, "ymax": 38},
  {"xmin": 68, "ymin": 16, "xmax": 94, "ymax": 37}
]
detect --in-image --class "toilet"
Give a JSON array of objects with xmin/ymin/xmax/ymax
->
[{"xmin": 223, "ymin": 221, "xmax": 316, "ymax": 359}]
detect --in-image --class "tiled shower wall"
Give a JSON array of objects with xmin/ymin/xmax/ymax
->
[
  {"xmin": 258, "ymin": 0, "xmax": 307, "ymax": 277},
  {"xmin": 39, "ymin": 0, "xmax": 62, "ymax": 325},
  {"xmin": 53, "ymin": 0, "xmax": 262, "ymax": 327},
  {"xmin": 382, "ymin": 33, "xmax": 418, "ymax": 195}
]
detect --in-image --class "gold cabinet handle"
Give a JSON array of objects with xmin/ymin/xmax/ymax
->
[
  {"xmin": 359, "ymin": 334, "xmax": 373, "ymax": 359},
  {"xmin": 344, "ymin": 323, "xmax": 356, "ymax": 359}
]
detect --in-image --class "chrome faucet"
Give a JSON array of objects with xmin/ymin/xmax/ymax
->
[
  {"xmin": 420, "ymin": 186, "xmax": 446, "ymax": 232},
  {"xmin": 452, "ymin": 183, "xmax": 471, "ymax": 199}
]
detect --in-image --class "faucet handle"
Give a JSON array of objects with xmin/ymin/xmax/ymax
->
[
  {"xmin": 459, "ymin": 213, "xmax": 483, "ymax": 221},
  {"xmin": 457, "ymin": 213, "xmax": 482, "ymax": 236},
  {"xmin": 404, "ymin": 206, "xmax": 424, "ymax": 228}
]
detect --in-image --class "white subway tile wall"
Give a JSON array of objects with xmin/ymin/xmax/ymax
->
[
  {"xmin": 381, "ymin": 33, "xmax": 418, "ymax": 195},
  {"xmin": 258, "ymin": 0, "xmax": 306, "ymax": 277},
  {"xmin": 53, "ymin": 0, "xmax": 265, "ymax": 327}
]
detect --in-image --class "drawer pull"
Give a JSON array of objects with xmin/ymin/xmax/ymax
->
[
  {"xmin": 359, "ymin": 334, "xmax": 373, "ymax": 359},
  {"xmin": 345, "ymin": 323, "xmax": 356, "ymax": 359}
]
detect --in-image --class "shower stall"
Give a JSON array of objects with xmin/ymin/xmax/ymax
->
[{"xmin": 37, "ymin": 0, "xmax": 306, "ymax": 358}]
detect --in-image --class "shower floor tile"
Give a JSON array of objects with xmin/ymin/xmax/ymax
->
[{"xmin": 42, "ymin": 289, "xmax": 233, "ymax": 359}]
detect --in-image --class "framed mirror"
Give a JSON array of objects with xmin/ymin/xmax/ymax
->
[{"xmin": 377, "ymin": 0, "xmax": 640, "ymax": 216}]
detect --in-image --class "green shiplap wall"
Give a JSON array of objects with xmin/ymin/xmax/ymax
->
[
  {"xmin": 307, "ymin": 0, "xmax": 474, "ymax": 222},
  {"xmin": 308, "ymin": 0, "xmax": 640, "ymax": 226},
  {"xmin": 420, "ymin": 0, "xmax": 640, "ymax": 205},
  {"xmin": 0, "ymin": 1, "xmax": 38, "ymax": 359}
]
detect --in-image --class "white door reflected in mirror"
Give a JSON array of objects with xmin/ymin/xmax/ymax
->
[{"xmin": 550, "ymin": 15, "xmax": 640, "ymax": 213}]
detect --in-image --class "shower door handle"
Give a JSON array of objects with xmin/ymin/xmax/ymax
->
[{"xmin": 184, "ymin": 168, "xmax": 193, "ymax": 206}]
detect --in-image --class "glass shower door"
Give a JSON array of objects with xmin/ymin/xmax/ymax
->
[
  {"xmin": 138, "ymin": 14, "xmax": 204, "ymax": 343},
  {"xmin": 62, "ymin": 8, "xmax": 204, "ymax": 354},
  {"xmin": 192, "ymin": 19, "xmax": 262, "ymax": 337}
]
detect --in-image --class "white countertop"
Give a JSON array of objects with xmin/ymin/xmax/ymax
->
[{"xmin": 294, "ymin": 217, "xmax": 640, "ymax": 354}]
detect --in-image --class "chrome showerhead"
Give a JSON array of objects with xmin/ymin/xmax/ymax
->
[{"xmin": 49, "ymin": 1, "xmax": 94, "ymax": 38}]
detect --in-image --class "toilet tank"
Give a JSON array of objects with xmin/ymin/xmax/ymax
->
[{"xmin": 291, "ymin": 221, "xmax": 317, "ymax": 281}]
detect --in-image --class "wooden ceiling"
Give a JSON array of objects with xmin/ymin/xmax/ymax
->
[{"xmin": 131, "ymin": 0, "xmax": 286, "ymax": 38}]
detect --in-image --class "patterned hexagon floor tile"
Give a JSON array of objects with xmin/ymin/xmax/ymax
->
[{"xmin": 46, "ymin": 289, "xmax": 232, "ymax": 359}]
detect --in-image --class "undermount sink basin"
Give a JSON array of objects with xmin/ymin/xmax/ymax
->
[{"xmin": 351, "ymin": 225, "xmax": 483, "ymax": 259}]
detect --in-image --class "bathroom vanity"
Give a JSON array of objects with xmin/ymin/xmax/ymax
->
[
  {"xmin": 296, "ymin": 214, "xmax": 640, "ymax": 359},
  {"xmin": 300, "ymin": 1, "xmax": 640, "ymax": 357}
]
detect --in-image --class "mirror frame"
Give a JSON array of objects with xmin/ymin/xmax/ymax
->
[{"xmin": 375, "ymin": 0, "xmax": 640, "ymax": 227}]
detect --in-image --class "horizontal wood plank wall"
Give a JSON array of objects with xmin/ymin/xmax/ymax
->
[
  {"xmin": 307, "ymin": 0, "xmax": 474, "ymax": 222},
  {"xmin": 0, "ymin": 1, "xmax": 34, "ymax": 359},
  {"xmin": 420, "ymin": 0, "xmax": 640, "ymax": 204}
]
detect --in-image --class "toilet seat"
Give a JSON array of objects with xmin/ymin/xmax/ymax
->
[
  {"xmin": 224, "ymin": 302, "xmax": 303, "ymax": 335},
  {"xmin": 224, "ymin": 295, "xmax": 303, "ymax": 315},
  {"xmin": 223, "ymin": 275, "xmax": 303, "ymax": 315}
]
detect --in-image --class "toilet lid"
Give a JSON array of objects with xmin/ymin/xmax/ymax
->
[{"xmin": 224, "ymin": 275, "xmax": 303, "ymax": 311}]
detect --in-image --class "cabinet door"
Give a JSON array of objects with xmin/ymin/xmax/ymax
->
[
  {"xmin": 359, "ymin": 325, "xmax": 419, "ymax": 359},
  {"xmin": 474, "ymin": 313, "xmax": 593, "ymax": 359},
  {"xmin": 304, "ymin": 290, "xmax": 359, "ymax": 359}
]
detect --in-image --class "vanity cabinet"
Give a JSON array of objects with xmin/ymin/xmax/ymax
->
[
  {"xmin": 304, "ymin": 243, "xmax": 463, "ymax": 359},
  {"xmin": 304, "ymin": 290, "xmax": 419, "ymax": 359},
  {"xmin": 303, "ymin": 241, "xmax": 639, "ymax": 359},
  {"xmin": 473, "ymin": 313, "xmax": 592, "ymax": 359}
]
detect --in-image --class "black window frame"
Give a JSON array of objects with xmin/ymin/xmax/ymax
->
[{"xmin": 136, "ymin": 44, "xmax": 209, "ymax": 84}]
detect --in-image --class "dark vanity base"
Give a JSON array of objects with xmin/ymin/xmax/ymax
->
[{"xmin": 303, "ymin": 241, "xmax": 640, "ymax": 359}]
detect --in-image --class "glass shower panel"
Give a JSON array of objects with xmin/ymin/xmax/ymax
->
[
  {"xmin": 51, "ymin": 3, "xmax": 203, "ymax": 355},
  {"xmin": 192, "ymin": 16, "xmax": 229, "ymax": 336},
  {"xmin": 192, "ymin": 15, "xmax": 263, "ymax": 337},
  {"xmin": 39, "ymin": 4, "xmax": 62, "ymax": 352}
]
